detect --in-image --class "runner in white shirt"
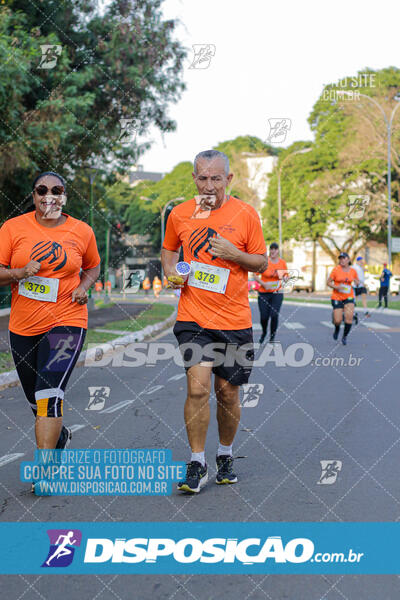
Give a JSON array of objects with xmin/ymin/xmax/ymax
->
[{"xmin": 353, "ymin": 256, "xmax": 371, "ymax": 318}]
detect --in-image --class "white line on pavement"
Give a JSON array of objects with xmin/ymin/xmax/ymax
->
[
  {"xmin": 283, "ymin": 322, "xmax": 305, "ymax": 329},
  {"xmin": 145, "ymin": 385, "xmax": 164, "ymax": 395},
  {"xmin": 361, "ymin": 321, "xmax": 390, "ymax": 330},
  {"xmin": 0, "ymin": 453, "xmax": 24, "ymax": 467},
  {"xmin": 167, "ymin": 374, "xmax": 186, "ymax": 382},
  {"xmin": 321, "ymin": 321, "xmax": 332, "ymax": 328},
  {"xmin": 253, "ymin": 324, "xmax": 262, "ymax": 330},
  {"xmin": 100, "ymin": 399, "xmax": 135, "ymax": 414},
  {"xmin": 69, "ymin": 424, "xmax": 86, "ymax": 433}
]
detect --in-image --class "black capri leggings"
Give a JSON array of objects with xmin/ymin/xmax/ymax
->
[
  {"xmin": 9, "ymin": 326, "xmax": 86, "ymax": 418},
  {"xmin": 258, "ymin": 292, "xmax": 284, "ymax": 338}
]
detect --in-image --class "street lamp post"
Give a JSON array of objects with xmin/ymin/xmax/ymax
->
[
  {"xmin": 160, "ymin": 197, "xmax": 184, "ymax": 280},
  {"xmin": 86, "ymin": 167, "xmax": 100, "ymax": 309},
  {"xmin": 104, "ymin": 220, "xmax": 111, "ymax": 295},
  {"xmin": 277, "ymin": 147, "xmax": 312, "ymax": 248},
  {"xmin": 337, "ymin": 91, "xmax": 400, "ymax": 267}
]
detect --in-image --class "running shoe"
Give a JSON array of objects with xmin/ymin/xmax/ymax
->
[
  {"xmin": 354, "ymin": 313, "xmax": 359, "ymax": 325},
  {"xmin": 32, "ymin": 480, "xmax": 52, "ymax": 496},
  {"xmin": 269, "ymin": 334, "xmax": 275, "ymax": 343},
  {"xmin": 177, "ymin": 461, "xmax": 208, "ymax": 493},
  {"xmin": 56, "ymin": 425, "xmax": 72, "ymax": 450},
  {"xmin": 216, "ymin": 455, "xmax": 238, "ymax": 484},
  {"xmin": 259, "ymin": 334, "xmax": 266, "ymax": 344},
  {"xmin": 342, "ymin": 336, "xmax": 347, "ymax": 345},
  {"xmin": 333, "ymin": 329, "xmax": 339, "ymax": 341}
]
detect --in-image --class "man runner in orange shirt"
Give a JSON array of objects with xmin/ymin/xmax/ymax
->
[{"xmin": 162, "ymin": 150, "xmax": 267, "ymax": 493}]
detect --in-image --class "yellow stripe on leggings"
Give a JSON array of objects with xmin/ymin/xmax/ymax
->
[{"xmin": 36, "ymin": 398, "xmax": 49, "ymax": 417}]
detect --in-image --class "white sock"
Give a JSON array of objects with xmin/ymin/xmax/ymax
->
[
  {"xmin": 217, "ymin": 443, "xmax": 232, "ymax": 457},
  {"xmin": 191, "ymin": 451, "xmax": 205, "ymax": 466}
]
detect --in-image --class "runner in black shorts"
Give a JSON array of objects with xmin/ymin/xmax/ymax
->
[
  {"xmin": 162, "ymin": 150, "xmax": 267, "ymax": 493},
  {"xmin": 327, "ymin": 253, "xmax": 359, "ymax": 345},
  {"xmin": 173, "ymin": 321, "xmax": 254, "ymax": 386},
  {"xmin": 0, "ymin": 172, "xmax": 100, "ymax": 493},
  {"xmin": 354, "ymin": 256, "xmax": 370, "ymax": 319}
]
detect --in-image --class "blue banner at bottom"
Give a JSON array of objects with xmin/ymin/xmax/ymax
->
[{"xmin": 0, "ymin": 522, "xmax": 397, "ymax": 574}]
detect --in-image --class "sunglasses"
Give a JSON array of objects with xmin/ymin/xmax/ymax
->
[{"xmin": 34, "ymin": 185, "xmax": 65, "ymax": 196}]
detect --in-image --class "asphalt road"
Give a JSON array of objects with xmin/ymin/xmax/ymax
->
[{"xmin": 1, "ymin": 300, "xmax": 400, "ymax": 598}]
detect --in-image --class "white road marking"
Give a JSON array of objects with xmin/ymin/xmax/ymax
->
[
  {"xmin": 361, "ymin": 321, "xmax": 390, "ymax": 330},
  {"xmin": 252, "ymin": 324, "xmax": 262, "ymax": 330},
  {"xmin": 283, "ymin": 322, "xmax": 305, "ymax": 329},
  {"xmin": 0, "ymin": 453, "xmax": 24, "ymax": 467},
  {"xmin": 321, "ymin": 321, "xmax": 333, "ymax": 328},
  {"xmin": 69, "ymin": 424, "xmax": 86, "ymax": 433},
  {"xmin": 100, "ymin": 399, "xmax": 134, "ymax": 414},
  {"xmin": 145, "ymin": 385, "xmax": 164, "ymax": 395},
  {"xmin": 168, "ymin": 373, "xmax": 186, "ymax": 382}
]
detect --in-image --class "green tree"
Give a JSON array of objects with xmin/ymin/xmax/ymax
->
[
  {"xmin": 0, "ymin": 0, "xmax": 186, "ymax": 222},
  {"xmin": 262, "ymin": 67, "xmax": 400, "ymax": 262},
  {"xmin": 106, "ymin": 162, "xmax": 197, "ymax": 251}
]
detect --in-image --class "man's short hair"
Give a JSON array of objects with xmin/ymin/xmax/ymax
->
[{"xmin": 194, "ymin": 150, "xmax": 230, "ymax": 175}]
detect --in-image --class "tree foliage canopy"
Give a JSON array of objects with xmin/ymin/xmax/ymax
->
[
  {"xmin": 262, "ymin": 67, "xmax": 400, "ymax": 260},
  {"xmin": 0, "ymin": 0, "xmax": 186, "ymax": 221}
]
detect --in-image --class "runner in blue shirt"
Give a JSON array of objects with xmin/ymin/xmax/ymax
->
[{"xmin": 378, "ymin": 263, "xmax": 392, "ymax": 308}]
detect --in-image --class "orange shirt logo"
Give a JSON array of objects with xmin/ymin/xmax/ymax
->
[
  {"xmin": 188, "ymin": 226, "xmax": 218, "ymax": 261},
  {"xmin": 30, "ymin": 241, "xmax": 68, "ymax": 272}
]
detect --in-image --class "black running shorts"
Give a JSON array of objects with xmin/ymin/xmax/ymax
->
[
  {"xmin": 331, "ymin": 298, "xmax": 355, "ymax": 309},
  {"xmin": 173, "ymin": 321, "xmax": 254, "ymax": 386},
  {"xmin": 354, "ymin": 286, "xmax": 367, "ymax": 296}
]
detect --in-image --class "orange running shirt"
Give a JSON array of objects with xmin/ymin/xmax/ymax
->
[
  {"xmin": 329, "ymin": 265, "xmax": 358, "ymax": 301},
  {"xmin": 163, "ymin": 196, "xmax": 266, "ymax": 330},
  {"xmin": 0, "ymin": 211, "xmax": 100, "ymax": 335},
  {"xmin": 258, "ymin": 258, "xmax": 288, "ymax": 293}
]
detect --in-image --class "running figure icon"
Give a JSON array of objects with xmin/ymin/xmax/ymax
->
[
  {"xmin": 45, "ymin": 531, "xmax": 77, "ymax": 566},
  {"xmin": 46, "ymin": 335, "xmax": 75, "ymax": 370}
]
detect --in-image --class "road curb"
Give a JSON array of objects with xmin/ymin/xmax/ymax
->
[
  {"xmin": 0, "ymin": 308, "xmax": 177, "ymax": 391},
  {"xmin": 284, "ymin": 300, "xmax": 400, "ymax": 316}
]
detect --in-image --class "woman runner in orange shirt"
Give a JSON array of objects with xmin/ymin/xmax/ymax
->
[
  {"xmin": 327, "ymin": 252, "xmax": 359, "ymax": 345},
  {"xmin": 255, "ymin": 242, "xmax": 288, "ymax": 343},
  {"xmin": 0, "ymin": 172, "xmax": 100, "ymax": 491}
]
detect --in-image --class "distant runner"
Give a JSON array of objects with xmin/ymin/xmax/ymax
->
[
  {"xmin": 0, "ymin": 172, "xmax": 100, "ymax": 492},
  {"xmin": 162, "ymin": 150, "xmax": 267, "ymax": 493},
  {"xmin": 378, "ymin": 262, "xmax": 392, "ymax": 309},
  {"xmin": 255, "ymin": 242, "xmax": 288, "ymax": 343},
  {"xmin": 327, "ymin": 252, "xmax": 359, "ymax": 345},
  {"xmin": 353, "ymin": 256, "xmax": 370, "ymax": 318}
]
